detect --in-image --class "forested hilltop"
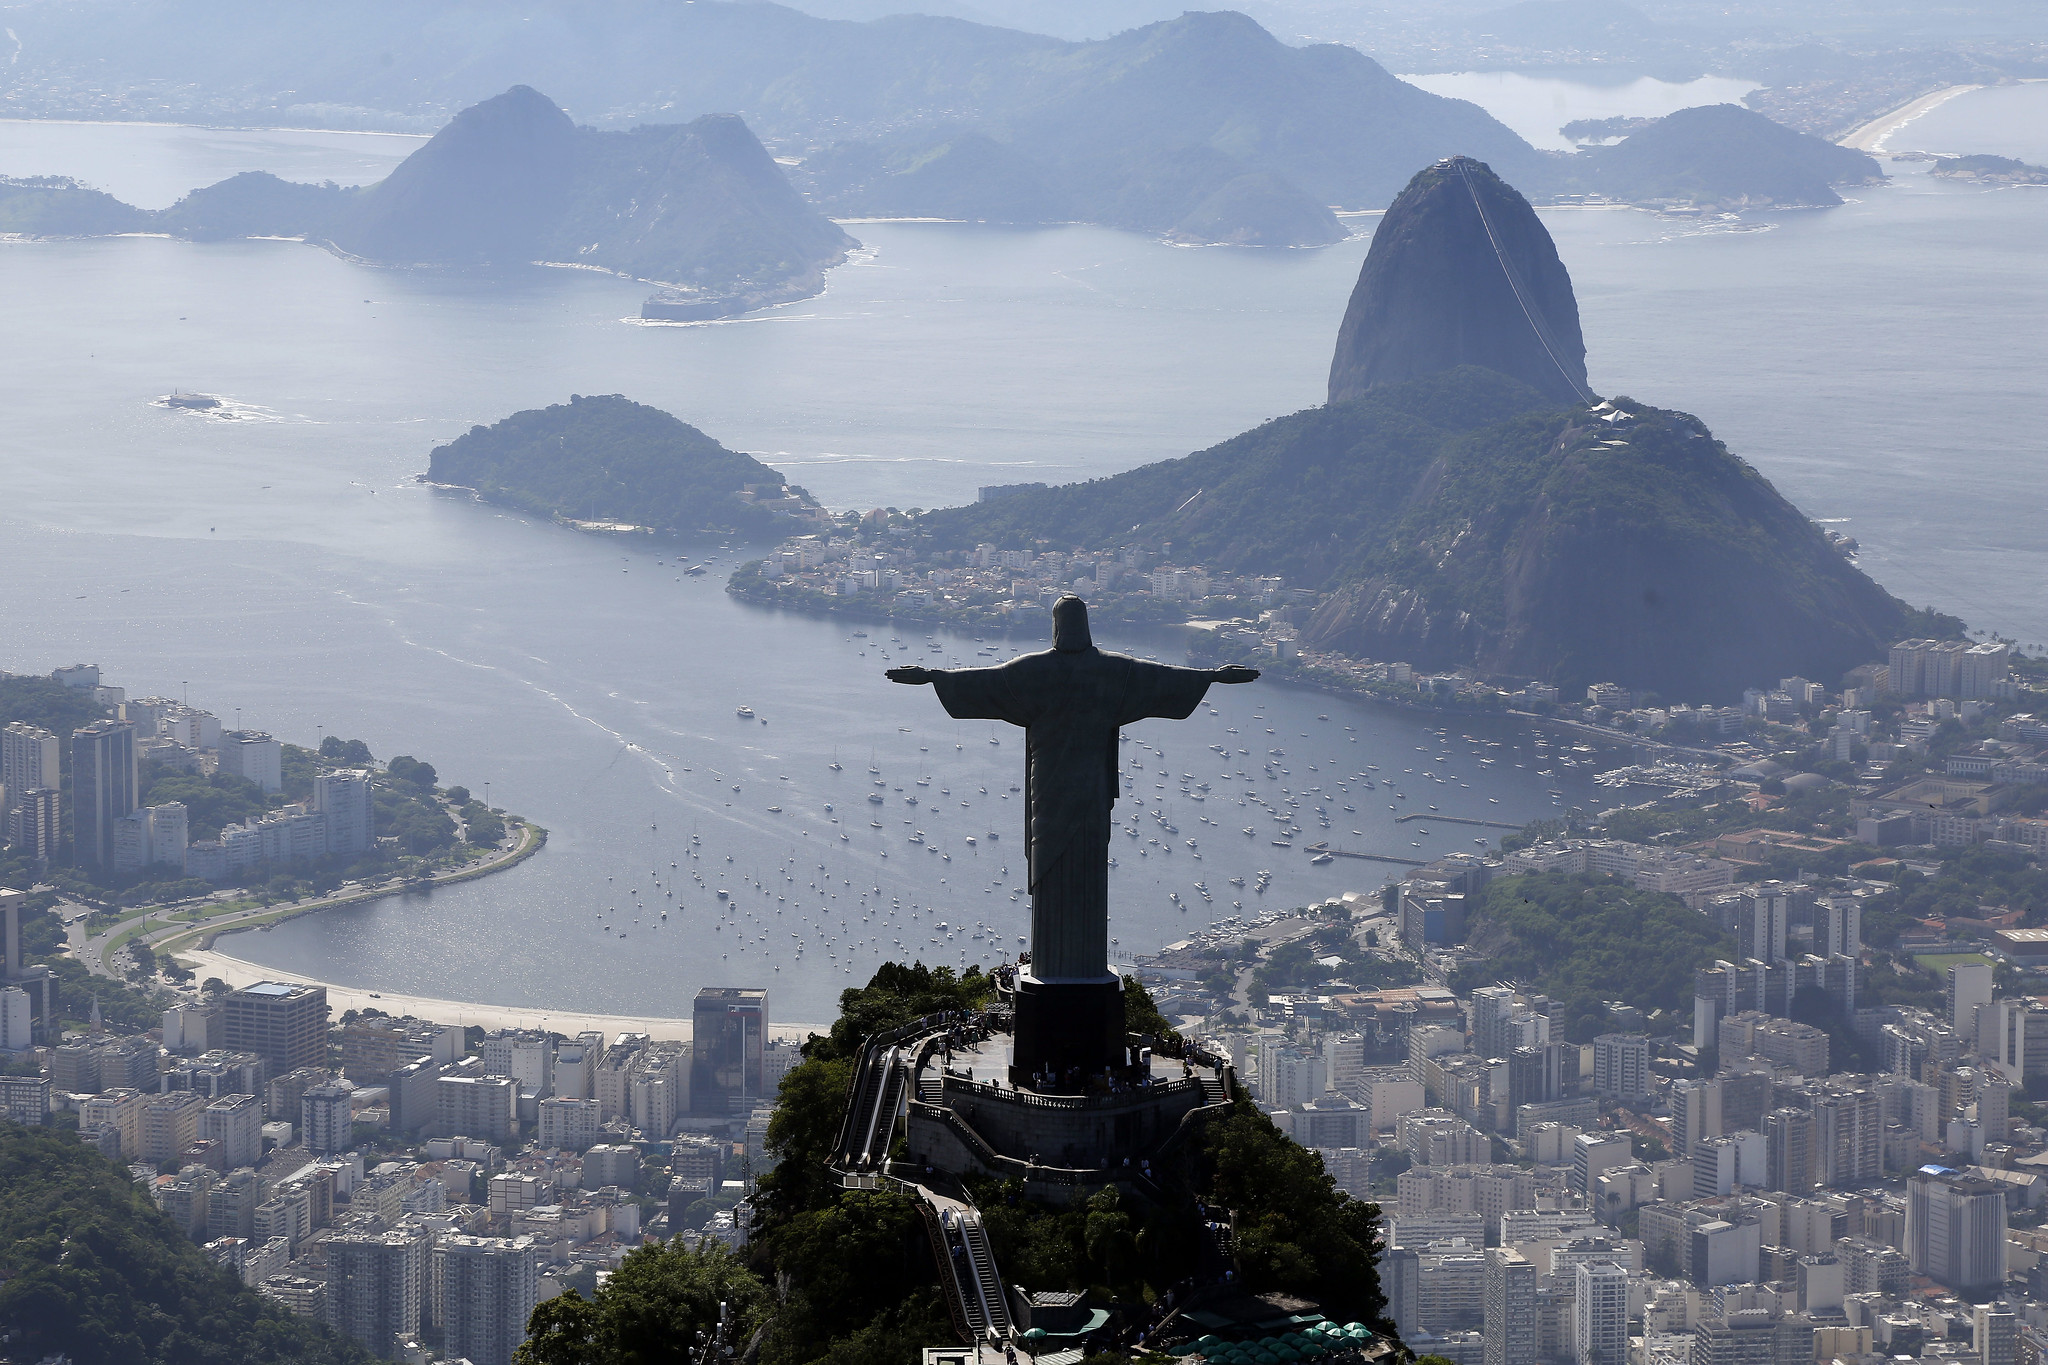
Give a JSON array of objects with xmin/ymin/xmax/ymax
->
[
  {"xmin": 511, "ymin": 962, "xmax": 1391, "ymax": 1364},
  {"xmin": 0, "ymin": 1124, "xmax": 371, "ymax": 1365},
  {"xmin": 426, "ymin": 395, "xmax": 823, "ymax": 536}
]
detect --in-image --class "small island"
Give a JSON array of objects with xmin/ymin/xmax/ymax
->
[
  {"xmin": 424, "ymin": 394, "xmax": 828, "ymax": 537},
  {"xmin": 1929, "ymin": 153, "xmax": 2048, "ymax": 184}
]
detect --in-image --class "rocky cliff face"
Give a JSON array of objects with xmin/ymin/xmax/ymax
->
[{"xmin": 1327, "ymin": 158, "xmax": 1588, "ymax": 407}]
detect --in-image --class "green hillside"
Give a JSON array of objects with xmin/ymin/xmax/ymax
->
[{"xmin": 0, "ymin": 1123, "xmax": 371, "ymax": 1365}]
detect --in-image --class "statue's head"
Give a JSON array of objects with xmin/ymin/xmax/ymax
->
[{"xmin": 1051, "ymin": 595, "xmax": 1094, "ymax": 652}]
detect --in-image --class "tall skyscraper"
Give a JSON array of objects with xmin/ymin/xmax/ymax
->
[
  {"xmin": 326, "ymin": 1229, "xmax": 425, "ymax": 1358},
  {"xmin": 436, "ymin": 1235, "xmax": 540, "ymax": 1365},
  {"xmin": 224, "ymin": 981, "xmax": 329, "ymax": 1075},
  {"xmin": 70, "ymin": 720, "xmax": 137, "ymax": 870},
  {"xmin": 1907, "ymin": 1169, "xmax": 2007, "ymax": 1293},
  {"xmin": 1575, "ymin": 1261, "xmax": 1629, "ymax": 1365},
  {"xmin": 1483, "ymin": 1248, "xmax": 1536, "ymax": 1365},
  {"xmin": 691, "ymin": 986, "xmax": 767, "ymax": 1115}
]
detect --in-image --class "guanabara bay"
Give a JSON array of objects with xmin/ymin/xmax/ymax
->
[{"xmin": 2, "ymin": 5, "xmax": 2044, "ymax": 1365}]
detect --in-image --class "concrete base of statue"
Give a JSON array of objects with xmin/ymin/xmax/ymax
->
[{"xmin": 1009, "ymin": 973, "xmax": 1124, "ymax": 1087}]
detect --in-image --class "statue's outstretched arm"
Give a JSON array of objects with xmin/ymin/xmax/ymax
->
[
  {"xmin": 1212, "ymin": 665, "xmax": 1260, "ymax": 684},
  {"xmin": 886, "ymin": 666, "xmax": 942, "ymax": 685}
]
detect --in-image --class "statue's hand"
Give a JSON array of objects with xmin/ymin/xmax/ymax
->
[
  {"xmin": 1213, "ymin": 664, "xmax": 1260, "ymax": 684},
  {"xmin": 886, "ymin": 666, "xmax": 937, "ymax": 685}
]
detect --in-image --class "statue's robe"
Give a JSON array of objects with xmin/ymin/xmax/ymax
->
[{"xmin": 931, "ymin": 647, "xmax": 1217, "ymax": 982}]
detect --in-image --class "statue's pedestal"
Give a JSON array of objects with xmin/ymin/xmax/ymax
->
[{"xmin": 1009, "ymin": 975, "xmax": 1123, "ymax": 1086}]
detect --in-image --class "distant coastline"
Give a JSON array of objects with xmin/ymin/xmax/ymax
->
[{"xmin": 1837, "ymin": 84, "xmax": 1984, "ymax": 153}]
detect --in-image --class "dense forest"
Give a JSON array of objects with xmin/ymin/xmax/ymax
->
[
  {"xmin": 0, "ymin": 1124, "xmax": 373, "ymax": 1365},
  {"xmin": 1452, "ymin": 872, "xmax": 1737, "ymax": 1042}
]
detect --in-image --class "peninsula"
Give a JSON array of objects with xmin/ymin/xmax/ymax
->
[{"xmin": 732, "ymin": 158, "xmax": 1929, "ymax": 705}]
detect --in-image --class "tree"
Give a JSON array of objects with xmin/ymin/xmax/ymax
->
[
  {"xmin": 513, "ymin": 1241, "xmax": 768, "ymax": 1365},
  {"xmin": 1203, "ymin": 1096, "xmax": 1390, "ymax": 1325},
  {"xmin": 0, "ymin": 1124, "xmax": 372, "ymax": 1365},
  {"xmin": 320, "ymin": 736, "xmax": 374, "ymax": 765},
  {"xmin": 385, "ymin": 755, "xmax": 437, "ymax": 791}
]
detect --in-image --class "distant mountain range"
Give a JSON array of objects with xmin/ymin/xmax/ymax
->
[
  {"xmin": 912, "ymin": 159, "xmax": 1917, "ymax": 701},
  {"xmin": 1, "ymin": 4, "xmax": 1883, "ymax": 248},
  {"xmin": 0, "ymin": 88, "xmax": 853, "ymax": 309}
]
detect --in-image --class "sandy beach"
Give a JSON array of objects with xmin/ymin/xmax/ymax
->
[
  {"xmin": 175, "ymin": 945, "xmax": 826, "ymax": 1043},
  {"xmin": 1838, "ymin": 84, "xmax": 1983, "ymax": 153}
]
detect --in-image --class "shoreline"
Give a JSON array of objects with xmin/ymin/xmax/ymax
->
[
  {"xmin": 1838, "ymin": 84, "xmax": 1983, "ymax": 153},
  {"xmin": 172, "ymin": 943, "xmax": 825, "ymax": 1043}
]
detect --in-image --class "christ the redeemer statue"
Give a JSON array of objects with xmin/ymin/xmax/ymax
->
[{"xmin": 889, "ymin": 594, "xmax": 1256, "ymax": 1080}]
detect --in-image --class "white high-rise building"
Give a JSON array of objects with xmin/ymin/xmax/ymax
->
[
  {"xmin": 302, "ymin": 1082, "xmax": 354, "ymax": 1155},
  {"xmin": 1574, "ymin": 1261, "xmax": 1629, "ymax": 1365},
  {"xmin": 113, "ymin": 801, "xmax": 188, "ymax": 874},
  {"xmin": 481, "ymin": 1031, "xmax": 554, "ymax": 1097},
  {"xmin": 536, "ymin": 1097, "xmax": 601, "ymax": 1152},
  {"xmin": 1949, "ymin": 962, "xmax": 1995, "ymax": 1034},
  {"xmin": 435, "ymin": 1235, "xmax": 539, "ymax": 1365},
  {"xmin": 1, "ymin": 723, "xmax": 60, "ymax": 809},
  {"xmin": 218, "ymin": 731, "xmax": 284, "ymax": 793},
  {"xmin": 0, "ymin": 986, "xmax": 33, "ymax": 1052},
  {"xmin": 159, "ymin": 705, "xmax": 222, "ymax": 752},
  {"xmin": 199, "ymin": 1093, "xmax": 264, "ymax": 1169},
  {"xmin": 1256, "ymin": 1041, "xmax": 1327, "ymax": 1108},
  {"xmin": 313, "ymin": 770, "xmax": 376, "ymax": 856},
  {"xmin": 1591, "ymin": 1035, "xmax": 1650, "ymax": 1101}
]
